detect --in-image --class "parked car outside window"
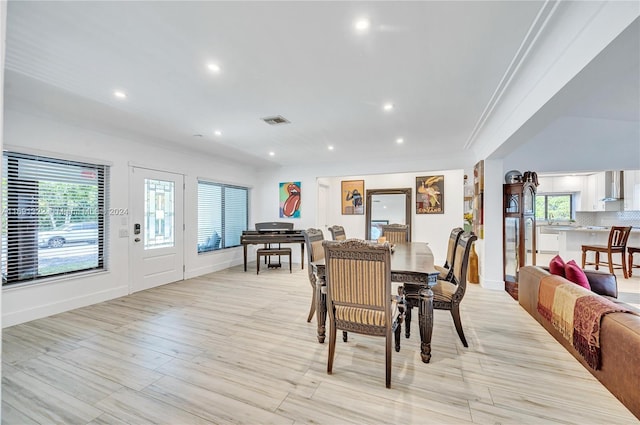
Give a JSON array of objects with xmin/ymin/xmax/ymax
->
[{"xmin": 38, "ymin": 222, "xmax": 98, "ymax": 248}]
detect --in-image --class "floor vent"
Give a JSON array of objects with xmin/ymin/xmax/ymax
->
[{"xmin": 262, "ymin": 115, "xmax": 290, "ymax": 125}]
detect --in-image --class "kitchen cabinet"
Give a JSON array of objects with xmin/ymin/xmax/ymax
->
[
  {"xmin": 581, "ymin": 172, "xmax": 606, "ymax": 211},
  {"xmin": 624, "ymin": 170, "xmax": 640, "ymax": 211},
  {"xmin": 537, "ymin": 175, "xmax": 583, "ymax": 194}
]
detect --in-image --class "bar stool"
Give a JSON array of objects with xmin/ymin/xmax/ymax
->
[{"xmin": 628, "ymin": 246, "xmax": 640, "ymax": 277}]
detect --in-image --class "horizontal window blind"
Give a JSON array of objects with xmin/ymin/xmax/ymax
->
[
  {"xmin": 2, "ymin": 151, "xmax": 109, "ymax": 286},
  {"xmin": 197, "ymin": 180, "xmax": 248, "ymax": 253}
]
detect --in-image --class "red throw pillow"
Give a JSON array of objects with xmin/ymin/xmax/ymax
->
[
  {"xmin": 549, "ymin": 255, "xmax": 566, "ymax": 277},
  {"xmin": 564, "ymin": 260, "xmax": 591, "ymax": 290}
]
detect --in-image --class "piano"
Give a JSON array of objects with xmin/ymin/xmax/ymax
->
[{"xmin": 240, "ymin": 222, "xmax": 305, "ymax": 272}]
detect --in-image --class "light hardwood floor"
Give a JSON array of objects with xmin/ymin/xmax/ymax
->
[{"xmin": 2, "ymin": 262, "xmax": 639, "ymax": 424}]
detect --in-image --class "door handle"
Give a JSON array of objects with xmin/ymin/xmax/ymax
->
[{"xmin": 134, "ymin": 238, "xmax": 141, "ymax": 242}]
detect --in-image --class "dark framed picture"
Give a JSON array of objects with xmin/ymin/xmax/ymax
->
[
  {"xmin": 416, "ymin": 175, "xmax": 444, "ymax": 214},
  {"xmin": 341, "ymin": 180, "xmax": 364, "ymax": 215}
]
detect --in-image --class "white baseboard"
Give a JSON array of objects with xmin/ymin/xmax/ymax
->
[{"xmin": 3, "ymin": 285, "xmax": 129, "ymax": 327}]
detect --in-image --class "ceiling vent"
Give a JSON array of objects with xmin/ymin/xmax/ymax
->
[{"xmin": 262, "ymin": 115, "xmax": 290, "ymax": 125}]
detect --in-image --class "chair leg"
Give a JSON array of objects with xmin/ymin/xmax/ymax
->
[
  {"xmin": 307, "ymin": 285, "xmax": 316, "ymax": 323},
  {"xmin": 342, "ymin": 331, "xmax": 348, "ymax": 342},
  {"xmin": 257, "ymin": 255, "xmax": 260, "ymax": 275},
  {"xmin": 450, "ymin": 304, "xmax": 468, "ymax": 347},
  {"xmin": 608, "ymin": 252, "xmax": 614, "ymax": 275},
  {"xmin": 581, "ymin": 249, "xmax": 587, "ymax": 269},
  {"xmin": 289, "ymin": 255, "xmax": 292, "ymax": 273},
  {"xmin": 621, "ymin": 251, "xmax": 628, "ymax": 279},
  {"xmin": 385, "ymin": 330, "xmax": 392, "ymax": 388},
  {"xmin": 595, "ymin": 252, "xmax": 600, "ymax": 270},
  {"xmin": 327, "ymin": 320, "xmax": 337, "ymax": 375}
]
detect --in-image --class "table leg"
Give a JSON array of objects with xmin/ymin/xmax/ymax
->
[
  {"xmin": 316, "ymin": 278, "xmax": 327, "ymax": 343},
  {"xmin": 418, "ymin": 287, "xmax": 434, "ymax": 363}
]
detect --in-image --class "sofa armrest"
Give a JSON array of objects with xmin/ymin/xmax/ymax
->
[
  {"xmin": 539, "ymin": 266, "xmax": 618, "ymax": 298},
  {"xmin": 584, "ymin": 269, "xmax": 618, "ymax": 298}
]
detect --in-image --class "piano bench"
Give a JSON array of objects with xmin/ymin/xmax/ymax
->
[{"xmin": 256, "ymin": 248, "xmax": 292, "ymax": 274}]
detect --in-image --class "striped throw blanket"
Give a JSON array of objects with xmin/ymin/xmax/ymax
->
[{"xmin": 537, "ymin": 275, "xmax": 636, "ymax": 370}]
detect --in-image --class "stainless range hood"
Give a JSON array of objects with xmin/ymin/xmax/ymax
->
[{"xmin": 602, "ymin": 171, "xmax": 624, "ymax": 202}]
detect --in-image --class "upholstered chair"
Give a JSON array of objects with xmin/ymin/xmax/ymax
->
[
  {"xmin": 381, "ymin": 224, "xmax": 410, "ymax": 243},
  {"xmin": 328, "ymin": 225, "xmax": 346, "ymax": 241},
  {"xmin": 431, "ymin": 232, "xmax": 478, "ymax": 347},
  {"xmin": 434, "ymin": 227, "xmax": 464, "ymax": 281},
  {"xmin": 322, "ymin": 239, "xmax": 405, "ymax": 388},
  {"xmin": 582, "ymin": 226, "xmax": 633, "ymax": 278}
]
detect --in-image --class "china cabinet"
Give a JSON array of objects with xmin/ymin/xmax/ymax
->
[{"xmin": 503, "ymin": 181, "xmax": 537, "ymax": 300}]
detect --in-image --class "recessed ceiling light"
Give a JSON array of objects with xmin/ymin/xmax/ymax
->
[
  {"xmin": 269, "ymin": 152, "xmax": 275, "ymax": 157},
  {"xmin": 328, "ymin": 145, "xmax": 334, "ymax": 151},
  {"xmin": 113, "ymin": 90, "xmax": 127, "ymax": 99},
  {"xmin": 354, "ymin": 18, "xmax": 370, "ymax": 32},
  {"xmin": 214, "ymin": 130, "xmax": 222, "ymax": 136},
  {"xmin": 207, "ymin": 63, "xmax": 221, "ymax": 73},
  {"xmin": 396, "ymin": 138, "xmax": 404, "ymax": 144},
  {"xmin": 383, "ymin": 103, "xmax": 394, "ymax": 111}
]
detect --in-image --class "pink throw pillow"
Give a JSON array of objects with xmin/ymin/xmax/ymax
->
[
  {"xmin": 564, "ymin": 260, "xmax": 591, "ymax": 290},
  {"xmin": 549, "ymin": 255, "xmax": 566, "ymax": 277}
]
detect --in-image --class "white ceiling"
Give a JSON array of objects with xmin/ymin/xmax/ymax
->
[{"xmin": 3, "ymin": 1, "xmax": 638, "ymax": 170}]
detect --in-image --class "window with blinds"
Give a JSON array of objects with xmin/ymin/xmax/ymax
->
[
  {"xmin": 197, "ymin": 180, "xmax": 248, "ymax": 253},
  {"xmin": 2, "ymin": 151, "xmax": 109, "ymax": 286}
]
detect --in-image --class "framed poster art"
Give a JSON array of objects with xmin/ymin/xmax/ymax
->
[
  {"xmin": 280, "ymin": 181, "xmax": 301, "ymax": 218},
  {"xmin": 416, "ymin": 175, "xmax": 444, "ymax": 214},
  {"xmin": 341, "ymin": 180, "xmax": 364, "ymax": 215}
]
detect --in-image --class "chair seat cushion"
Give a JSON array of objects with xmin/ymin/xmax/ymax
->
[
  {"xmin": 434, "ymin": 264, "xmax": 449, "ymax": 280},
  {"xmin": 432, "ymin": 280, "xmax": 457, "ymax": 302},
  {"xmin": 335, "ymin": 305, "xmax": 386, "ymax": 326}
]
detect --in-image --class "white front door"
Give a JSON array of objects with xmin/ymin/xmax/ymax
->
[{"xmin": 130, "ymin": 166, "xmax": 184, "ymax": 293}]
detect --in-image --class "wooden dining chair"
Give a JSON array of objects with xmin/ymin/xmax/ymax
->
[
  {"xmin": 431, "ymin": 232, "xmax": 478, "ymax": 347},
  {"xmin": 381, "ymin": 224, "xmax": 410, "ymax": 243},
  {"xmin": 303, "ymin": 228, "xmax": 325, "ymax": 323},
  {"xmin": 434, "ymin": 227, "xmax": 464, "ymax": 281},
  {"xmin": 581, "ymin": 226, "xmax": 633, "ymax": 278},
  {"xmin": 328, "ymin": 225, "xmax": 346, "ymax": 241},
  {"xmin": 322, "ymin": 239, "xmax": 405, "ymax": 388}
]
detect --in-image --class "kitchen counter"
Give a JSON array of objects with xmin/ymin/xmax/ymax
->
[{"xmin": 552, "ymin": 225, "xmax": 640, "ymax": 262}]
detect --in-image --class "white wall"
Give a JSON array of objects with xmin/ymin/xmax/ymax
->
[
  {"xmin": 255, "ymin": 166, "xmax": 465, "ymax": 267},
  {"xmin": 2, "ymin": 109, "xmax": 259, "ymax": 326}
]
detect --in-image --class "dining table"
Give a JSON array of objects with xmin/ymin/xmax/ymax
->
[{"xmin": 311, "ymin": 241, "xmax": 440, "ymax": 363}]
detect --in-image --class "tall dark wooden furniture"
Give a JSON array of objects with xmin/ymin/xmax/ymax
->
[{"xmin": 503, "ymin": 180, "xmax": 537, "ymax": 300}]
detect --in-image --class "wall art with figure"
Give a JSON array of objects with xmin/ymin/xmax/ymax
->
[
  {"xmin": 416, "ymin": 175, "xmax": 444, "ymax": 214},
  {"xmin": 280, "ymin": 181, "xmax": 301, "ymax": 218},
  {"xmin": 341, "ymin": 180, "xmax": 364, "ymax": 215}
]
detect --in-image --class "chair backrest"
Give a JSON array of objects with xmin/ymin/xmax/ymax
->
[
  {"xmin": 328, "ymin": 225, "xmax": 346, "ymax": 241},
  {"xmin": 255, "ymin": 222, "xmax": 294, "ymax": 231},
  {"xmin": 303, "ymin": 228, "xmax": 325, "ymax": 281},
  {"xmin": 608, "ymin": 226, "xmax": 632, "ymax": 248},
  {"xmin": 444, "ymin": 227, "xmax": 464, "ymax": 269},
  {"xmin": 450, "ymin": 232, "xmax": 478, "ymax": 300},
  {"xmin": 323, "ymin": 239, "xmax": 392, "ymax": 329},
  {"xmin": 381, "ymin": 224, "xmax": 410, "ymax": 243}
]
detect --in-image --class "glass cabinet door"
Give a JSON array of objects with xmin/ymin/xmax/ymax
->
[
  {"xmin": 504, "ymin": 217, "xmax": 519, "ymax": 281},
  {"xmin": 524, "ymin": 216, "xmax": 535, "ymax": 266}
]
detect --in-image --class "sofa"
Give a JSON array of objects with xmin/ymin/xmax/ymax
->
[{"xmin": 519, "ymin": 265, "xmax": 640, "ymax": 419}]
